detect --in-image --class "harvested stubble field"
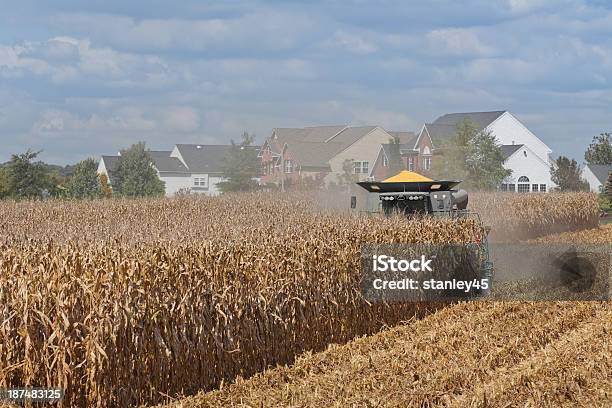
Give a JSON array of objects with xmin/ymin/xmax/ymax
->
[
  {"xmin": 170, "ymin": 301, "xmax": 611, "ymax": 408},
  {"xmin": 0, "ymin": 192, "xmax": 604, "ymax": 407}
]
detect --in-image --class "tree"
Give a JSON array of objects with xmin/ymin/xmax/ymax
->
[
  {"xmin": 99, "ymin": 174, "xmax": 113, "ymax": 198},
  {"xmin": 584, "ymin": 133, "xmax": 612, "ymax": 165},
  {"xmin": 0, "ymin": 167, "xmax": 10, "ymax": 198},
  {"xmin": 605, "ymin": 172, "xmax": 612, "ymax": 201},
  {"xmin": 3, "ymin": 150, "xmax": 53, "ymax": 199},
  {"xmin": 113, "ymin": 142, "xmax": 165, "ymax": 197},
  {"xmin": 550, "ymin": 156, "xmax": 590, "ymax": 192},
  {"xmin": 387, "ymin": 135, "xmax": 405, "ymax": 175},
  {"xmin": 431, "ymin": 120, "xmax": 510, "ymax": 190},
  {"xmin": 218, "ymin": 132, "xmax": 260, "ymax": 193},
  {"xmin": 66, "ymin": 158, "xmax": 102, "ymax": 199},
  {"xmin": 337, "ymin": 159, "xmax": 359, "ymax": 190},
  {"xmin": 466, "ymin": 129, "xmax": 512, "ymax": 190}
]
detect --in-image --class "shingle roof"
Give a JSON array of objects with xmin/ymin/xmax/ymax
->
[
  {"xmin": 425, "ymin": 111, "xmax": 506, "ymax": 147},
  {"xmin": 101, "ymin": 151, "xmax": 190, "ymax": 175},
  {"xmin": 268, "ymin": 125, "xmax": 378, "ymax": 168},
  {"xmin": 101, "ymin": 155, "xmax": 120, "ymax": 172},
  {"xmin": 381, "ymin": 143, "xmax": 416, "ymax": 159},
  {"xmin": 585, "ymin": 164, "xmax": 612, "ymax": 184},
  {"xmin": 431, "ymin": 111, "xmax": 506, "ymax": 129},
  {"xmin": 174, "ymin": 144, "xmax": 260, "ymax": 174},
  {"xmin": 500, "ymin": 144, "xmax": 524, "ymax": 160},
  {"xmin": 149, "ymin": 151, "xmax": 189, "ymax": 173},
  {"xmin": 387, "ymin": 131, "xmax": 417, "ymax": 147}
]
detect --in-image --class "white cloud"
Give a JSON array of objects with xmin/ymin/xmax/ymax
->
[
  {"xmin": 427, "ymin": 28, "xmax": 495, "ymax": 57},
  {"xmin": 50, "ymin": 10, "xmax": 316, "ymax": 53},
  {"xmin": 328, "ymin": 30, "xmax": 379, "ymax": 54},
  {"xmin": 507, "ymin": 0, "xmax": 561, "ymax": 14}
]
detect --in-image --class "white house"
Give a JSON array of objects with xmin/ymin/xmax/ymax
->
[
  {"xmin": 583, "ymin": 164, "xmax": 611, "ymax": 193},
  {"xmin": 98, "ymin": 144, "xmax": 255, "ymax": 196},
  {"xmin": 420, "ymin": 111, "xmax": 554, "ymax": 192}
]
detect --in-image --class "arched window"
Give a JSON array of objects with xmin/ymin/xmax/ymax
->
[{"xmin": 517, "ymin": 176, "xmax": 530, "ymax": 192}]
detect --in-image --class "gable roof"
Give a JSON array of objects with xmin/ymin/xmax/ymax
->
[
  {"xmin": 147, "ymin": 151, "xmax": 190, "ymax": 173},
  {"xmin": 387, "ymin": 131, "xmax": 417, "ymax": 147},
  {"xmin": 101, "ymin": 155, "xmax": 120, "ymax": 172},
  {"xmin": 500, "ymin": 144, "xmax": 524, "ymax": 160},
  {"xmin": 100, "ymin": 144, "xmax": 248, "ymax": 177},
  {"xmin": 174, "ymin": 144, "xmax": 259, "ymax": 174},
  {"xmin": 174, "ymin": 144, "xmax": 232, "ymax": 174},
  {"xmin": 268, "ymin": 125, "xmax": 378, "ymax": 168},
  {"xmin": 425, "ymin": 111, "xmax": 506, "ymax": 147},
  {"xmin": 432, "ymin": 111, "xmax": 506, "ymax": 129},
  {"xmin": 585, "ymin": 164, "xmax": 612, "ymax": 184}
]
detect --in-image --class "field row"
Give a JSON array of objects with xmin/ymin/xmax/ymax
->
[{"xmin": 172, "ymin": 301, "xmax": 610, "ymax": 407}]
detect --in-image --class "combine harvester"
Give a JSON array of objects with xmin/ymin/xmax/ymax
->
[{"xmin": 351, "ymin": 170, "xmax": 493, "ymax": 297}]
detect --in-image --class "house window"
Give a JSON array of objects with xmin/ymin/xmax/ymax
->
[
  {"xmin": 408, "ymin": 157, "xmax": 414, "ymax": 171},
  {"xmin": 517, "ymin": 176, "xmax": 530, "ymax": 193},
  {"xmin": 193, "ymin": 176, "xmax": 208, "ymax": 189},
  {"xmin": 508, "ymin": 184, "xmax": 515, "ymax": 192},
  {"xmin": 284, "ymin": 160, "xmax": 293, "ymax": 174},
  {"xmin": 532, "ymin": 184, "xmax": 539, "ymax": 192},
  {"xmin": 540, "ymin": 184, "xmax": 546, "ymax": 192},
  {"xmin": 383, "ymin": 155, "xmax": 388, "ymax": 167},
  {"xmin": 353, "ymin": 161, "xmax": 369, "ymax": 174},
  {"xmin": 423, "ymin": 156, "xmax": 431, "ymax": 170},
  {"xmin": 501, "ymin": 184, "xmax": 508, "ymax": 191}
]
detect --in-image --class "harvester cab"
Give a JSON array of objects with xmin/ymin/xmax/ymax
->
[{"xmin": 352, "ymin": 170, "xmax": 494, "ymax": 296}]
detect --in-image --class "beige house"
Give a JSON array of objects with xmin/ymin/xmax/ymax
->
[{"xmin": 260, "ymin": 125, "xmax": 395, "ymax": 187}]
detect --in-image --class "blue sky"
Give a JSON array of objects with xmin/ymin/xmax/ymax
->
[{"xmin": 1, "ymin": 0, "xmax": 611, "ymax": 164}]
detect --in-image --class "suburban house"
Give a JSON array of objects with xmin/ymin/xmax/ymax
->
[
  {"xmin": 259, "ymin": 125, "xmax": 396, "ymax": 187},
  {"xmin": 411, "ymin": 110, "xmax": 554, "ymax": 192},
  {"xmin": 370, "ymin": 130, "xmax": 433, "ymax": 180},
  {"xmin": 97, "ymin": 144, "xmax": 247, "ymax": 196},
  {"xmin": 583, "ymin": 164, "xmax": 611, "ymax": 192}
]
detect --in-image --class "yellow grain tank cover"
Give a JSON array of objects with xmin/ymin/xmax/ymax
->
[{"xmin": 383, "ymin": 170, "xmax": 433, "ymax": 183}]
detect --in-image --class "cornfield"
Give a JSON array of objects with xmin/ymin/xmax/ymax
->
[
  {"xmin": 470, "ymin": 192, "xmax": 599, "ymax": 241},
  {"xmin": 0, "ymin": 192, "xmax": 602, "ymax": 407},
  {"xmin": 179, "ymin": 301, "xmax": 610, "ymax": 407}
]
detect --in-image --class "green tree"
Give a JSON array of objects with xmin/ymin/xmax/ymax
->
[
  {"xmin": 387, "ymin": 135, "xmax": 405, "ymax": 175},
  {"xmin": 99, "ymin": 174, "xmax": 113, "ymax": 198},
  {"xmin": 466, "ymin": 129, "xmax": 512, "ymax": 190},
  {"xmin": 113, "ymin": 142, "xmax": 165, "ymax": 197},
  {"xmin": 66, "ymin": 158, "xmax": 102, "ymax": 199},
  {"xmin": 584, "ymin": 133, "xmax": 612, "ymax": 165},
  {"xmin": 430, "ymin": 120, "xmax": 472, "ymax": 182},
  {"xmin": 218, "ymin": 132, "xmax": 260, "ymax": 193},
  {"xmin": 605, "ymin": 172, "xmax": 612, "ymax": 201},
  {"xmin": 431, "ymin": 120, "xmax": 509, "ymax": 190},
  {"xmin": 4, "ymin": 150, "xmax": 53, "ymax": 199},
  {"xmin": 550, "ymin": 156, "xmax": 590, "ymax": 192},
  {"xmin": 0, "ymin": 167, "xmax": 10, "ymax": 198},
  {"xmin": 337, "ymin": 159, "xmax": 359, "ymax": 190}
]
